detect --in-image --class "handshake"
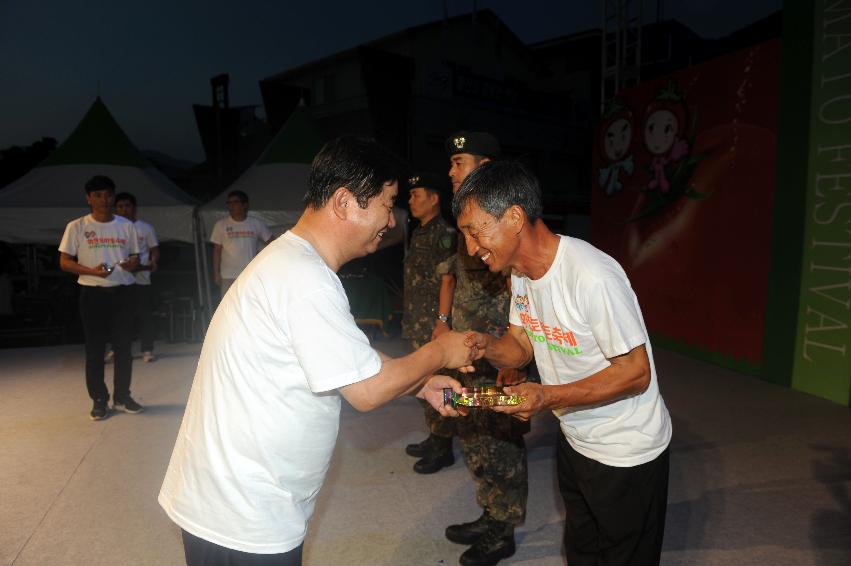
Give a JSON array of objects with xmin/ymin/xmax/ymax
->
[
  {"xmin": 429, "ymin": 330, "xmax": 488, "ymax": 371},
  {"xmin": 419, "ymin": 330, "xmax": 534, "ymax": 419}
]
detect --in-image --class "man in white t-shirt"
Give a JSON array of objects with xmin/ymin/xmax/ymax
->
[
  {"xmin": 159, "ymin": 136, "xmax": 476, "ymax": 566},
  {"xmin": 115, "ymin": 192, "xmax": 160, "ymax": 363},
  {"xmin": 456, "ymin": 161, "xmax": 672, "ymax": 566},
  {"xmin": 210, "ymin": 190, "xmax": 273, "ymax": 298},
  {"xmin": 59, "ymin": 175, "xmax": 142, "ymax": 421}
]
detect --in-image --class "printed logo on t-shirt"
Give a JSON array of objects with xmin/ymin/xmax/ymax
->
[
  {"xmin": 225, "ymin": 226, "xmax": 257, "ymax": 239},
  {"xmin": 84, "ymin": 230, "xmax": 127, "ymax": 250},
  {"xmin": 514, "ymin": 293, "xmax": 583, "ymax": 357}
]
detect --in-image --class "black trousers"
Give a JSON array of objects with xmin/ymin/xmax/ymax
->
[
  {"xmin": 78, "ymin": 285, "xmax": 134, "ymax": 402},
  {"xmin": 133, "ymin": 284, "xmax": 156, "ymax": 352},
  {"xmin": 182, "ymin": 530, "xmax": 303, "ymax": 566},
  {"xmin": 557, "ymin": 433, "xmax": 669, "ymax": 566}
]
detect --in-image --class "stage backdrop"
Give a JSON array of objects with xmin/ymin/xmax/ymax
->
[{"xmin": 590, "ymin": 40, "xmax": 780, "ymax": 376}]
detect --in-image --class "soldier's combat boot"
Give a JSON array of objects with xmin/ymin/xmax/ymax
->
[
  {"xmin": 445, "ymin": 512, "xmax": 492, "ymax": 545},
  {"xmin": 405, "ymin": 434, "xmax": 437, "ymax": 457},
  {"xmin": 413, "ymin": 435, "xmax": 454, "ymax": 474},
  {"xmin": 458, "ymin": 521, "xmax": 515, "ymax": 566}
]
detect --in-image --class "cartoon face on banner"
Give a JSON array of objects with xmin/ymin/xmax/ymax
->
[
  {"xmin": 590, "ymin": 41, "xmax": 780, "ymax": 368},
  {"xmin": 643, "ymin": 82, "xmax": 691, "ymax": 195},
  {"xmin": 644, "ymin": 108, "xmax": 679, "ymax": 154},
  {"xmin": 597, "ymin": 101, "xmax": 635, "ymax": 196},
  {"xmin": 605, "ymin": 117, "xmax": 631, "ymax": 160}
]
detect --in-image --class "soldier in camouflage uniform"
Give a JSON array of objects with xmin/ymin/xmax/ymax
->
[
  {"xmin": 432, "ymin": 132, "xmax": 529, "ymax": 566},
  {"xmin": 401, "ymin": 172, "xmax": 458, "ymax": 473}
]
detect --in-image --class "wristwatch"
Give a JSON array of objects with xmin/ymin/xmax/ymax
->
[{"xmin": 437, "ymin": 313, "xmax": 450, "ymax": 324}]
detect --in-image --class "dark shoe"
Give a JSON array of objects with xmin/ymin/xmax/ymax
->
[
  {"xmin": 459, "ymin": 524, "xmax": 516, "ymax": 566},
  {"xmin": 405, "ymin": 435, "xmax": 434, "ymax": 458},
  {"xmin": 113, "ymin": 396, "xmax": 144, "ymax": 414},
  {"xmin": 446, "ymin": 513, "xmax": 493, "ymax": 545},
  {"xmin": 90, "ymin": 399, "xmax": 109, "ymax": 421},
  {"xmin": 413, "ymin": 449, "xmax": 454, "ymax": 474}
]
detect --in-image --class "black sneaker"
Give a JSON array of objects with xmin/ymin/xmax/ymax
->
[
  {"xmin": 446, "ymin": 513, "xmax": 493, "ymax": 545},
  {"xmin": 90, "ymin": 399, "xmax": 109, "ymax": 421},
  {"xmin": 113, "ymin": 396, "xmax": 144, "ymax": 414},
  {"xmin": 459, "ymin": 523, "xmax": 516, "ymax": 566}
]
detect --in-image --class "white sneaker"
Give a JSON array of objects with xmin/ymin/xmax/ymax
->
[
  {"xmin": 104, "ymin": 350, "xmax": 114, "ymax": 363},
  {"xmin": 142, "ymin": 351, "xmax": 157, "ymax": 363}
]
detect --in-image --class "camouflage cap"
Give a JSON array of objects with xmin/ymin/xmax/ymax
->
[
  {"xmin": 407, "ymin": 171, "xmax": 448, "ymax": 197},
  {"xmin": 445, "ymin": 131, "xmax": 501, "ymax": 159}
]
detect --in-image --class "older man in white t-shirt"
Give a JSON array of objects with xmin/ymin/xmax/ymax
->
[
  {"xmin": 210, "ymin": 190, "xmax": 273, "ymax": 298},
  {"xmin": 59, "ymin": 175, "xmax": 141, "ymax": 421},
  {"xmin": 457, "ymin": 162, "xmax": 672, "ymax": 566},
  {"xmin": 160, "ymin": 136, "xmax": 476, "ymax": 566}
]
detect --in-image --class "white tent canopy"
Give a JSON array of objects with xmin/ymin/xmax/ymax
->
[
  {"xmin": 0, "ymin": 98, "xmax": 197, "ymax": 244},
  {"xmin": 0, "ymin": 164, "xmax": 196, "ymax": 244}
]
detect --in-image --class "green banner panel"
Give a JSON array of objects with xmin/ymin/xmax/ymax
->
[{"xmin": 791, "ymin": 1, "xmax": 851, "ymax": 405}]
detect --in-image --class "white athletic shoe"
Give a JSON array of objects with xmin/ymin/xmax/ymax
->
[{"xmin": 142, "ymin": 351, "xmax": 157, "ymax": 363}]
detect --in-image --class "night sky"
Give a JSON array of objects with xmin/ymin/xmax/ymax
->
[{"xmin": 0, "ymin": 0, "xmax": 781, "ymax": 163}]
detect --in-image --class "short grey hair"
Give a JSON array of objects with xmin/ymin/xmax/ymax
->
[{"xmin": 452, "ymin": 161, "xmax": 542, "ymax": 223}]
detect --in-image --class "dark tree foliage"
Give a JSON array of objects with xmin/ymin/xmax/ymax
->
[{"xmin": 0, "ymin": 137, "xmax": 58, "ymax": 188}]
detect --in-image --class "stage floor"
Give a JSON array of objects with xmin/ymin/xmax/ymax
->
[{"xmin": 1, "ymin": 339, "xmax": 849, "ymax": 565}]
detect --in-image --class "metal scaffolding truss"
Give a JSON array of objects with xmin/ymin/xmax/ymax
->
[{"xmin": 601, "ymin": 0, "xmax": 643, "ymax": 112}]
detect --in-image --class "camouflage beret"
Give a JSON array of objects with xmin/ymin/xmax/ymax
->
[{"xmin": 445, "ymin": 131, "xmax": 501, "ymax": 159}]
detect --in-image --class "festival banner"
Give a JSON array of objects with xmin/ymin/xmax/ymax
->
[
  {"xmin": 590, "ymin": 40, "xmax": 780, "ymax": 374},
  {"xmin": 790, "ymin": 1, "xmax": 851, "ymax": 405}
]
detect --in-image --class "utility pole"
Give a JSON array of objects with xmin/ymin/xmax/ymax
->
[{"xmin": 210, "ymin": 74, "xmax": 230, "ymax": 192}]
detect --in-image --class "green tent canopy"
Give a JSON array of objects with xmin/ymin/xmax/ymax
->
[
  {"xmin": 40, "ymin": 97, "xmax": 150, "ymax": 169},
  {"xmin": 0, "ymin": 97, "xmax": 197, "ymax": 243}
]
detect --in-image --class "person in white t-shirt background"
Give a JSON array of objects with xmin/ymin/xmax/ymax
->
[
  {"xmin": 58, "ymin": 175, "xmax": 143, "ymax": 421},
  {"xmin": 456, "ymin": 161, "xmax": 672, "ymax": 566},
  {"xmin": 115, "ymin": 192, "xmax": 160, "ymax": 363},
  {"xmin": 159, "ymin": 136, "xmax": 476, "ymax": 566},
  {"xmin": 209, "ymin": 189, "xmax": 273, "ymax": 298}
]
